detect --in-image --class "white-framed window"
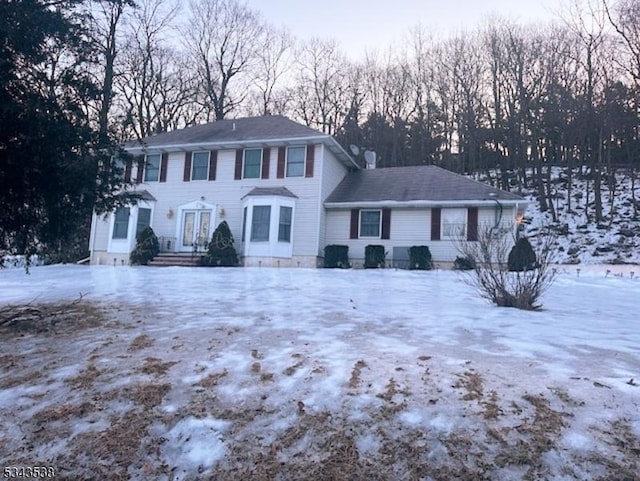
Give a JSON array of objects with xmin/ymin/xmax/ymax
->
[
  {"xmin": 144, "ymin": 154, "xmax": 161, "ymax": 182},
  {"xmin": 136, "ymin": 208, "xmax": 152, "ymax": 239},
  {"xmin": 360, "ymin": 209, "xmax": 381, "ymax": 238},
  {"xmin": 442, "ymin": 208, "xmax": 467, "ymax": 239},
  {"xmin": 242, "ymin": 206, "xmax": 248, "ymax": 242},
  {"xmin": 112, "ymin": 207, "xmax": 130, "ymax": 239},
  {"xmin": 250, "ymin": 205, "xmax": 271, "ymax": 241},
  {"xmin": 243, "ymin": 148, "xmax": 262, "ymax": 179},
  {"xmin": 191, "ymin": 151, "xmax": 209, "ymax": 180},
  {"xmin": 278, "ymin": 206, "xmax": 293, "ymax": 242},
  {"xmin": 286, "ymin": 146, "xmax": 305, "ymax": 177}
]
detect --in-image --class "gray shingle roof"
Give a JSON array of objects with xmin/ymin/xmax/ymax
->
[
  {"xmin": 325, "ymin": 165, "xmax": 525, "ymax": 205},
  {"xmin": 124, "ymin": 115, "xmax": 327, "ymax": 149},
  {"xmin": 242, "ymin": 187, "xmax": 298, "ymax": 199}
]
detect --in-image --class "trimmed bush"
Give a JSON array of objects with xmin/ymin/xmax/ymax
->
[
  {"xmin": 130, "ymin": 227, "xmax": 159, "ymax": 265},
  {"xmin": 508, "ymin": 237, "xmax": 538, "ymax": 272},
  {"xmin": 364, "ymin": 245, "xmax": 386, "ymax": 268},
  {"xmin": 408, "ymin": 245, "xmax": 433, "ymax": 270},
  {"xmin": 453, "ymin": 255, "xmax": 476, "ymax": 271},
  {"xmin": 205, "ymin": 221, "xmax": 238, "ymax": 266},
  {"xmin": 324, "ymin": 245, "xmax": 350, "ymax": 268}
]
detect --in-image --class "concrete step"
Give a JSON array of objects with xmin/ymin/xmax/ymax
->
[{"xmin": 148, "ymin": 253, "xmax": 204, "ymax": 267}]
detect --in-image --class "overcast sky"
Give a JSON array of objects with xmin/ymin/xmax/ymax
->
[{"xmin": 247, "ymin": 0, "xmax": 560, "ymax": 58}]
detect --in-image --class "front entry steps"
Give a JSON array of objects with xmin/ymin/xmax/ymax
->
[{"xmin": 148, "ymin": 253, "xmax": 204, "ymax": 267}]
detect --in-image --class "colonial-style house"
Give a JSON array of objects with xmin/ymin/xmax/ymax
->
[{"xmin": 88, "ymin": 116, "xmax": 526, "ymax": 267}]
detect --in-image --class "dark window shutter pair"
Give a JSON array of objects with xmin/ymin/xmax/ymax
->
[
  {"xmin": 234, "ymin": 149, "xmax": 243, "ymax": 180},
  {"xmin": 467, "ymin": 207, "xmax": 478, "ymax": 241},
  {"xmin": 159, "ymin": 153, "xmax": 168, "ymax": 182},
  {"xmin": 305, "ymin": 145, "xmax": 314, "ymax": 178},
  {"xmin": 349, "ymin": 209, "xmax": 391, "ymax": 239},
  {"xmin": 183, "ymin": 151, "xmax": 192, "ymax": 181},
  {"xmin": 261, "ymin": 148, "xmax": 270, "ymax": 179}
]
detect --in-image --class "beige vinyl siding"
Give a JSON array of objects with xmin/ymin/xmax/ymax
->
[
  {"xmin": 110, "ymin": 147, "xmax": 324, "ymax": 259},
  {"xmin": 91, "ymin": 214, "xmax": 111, "ymax": 251},
  {"xmin": 325, "ymin": 205, "xmax": 519, "ymax": 265},
  {"xmin": 318, "ymin": 145, "xmax": 350, "ymax": 254}
]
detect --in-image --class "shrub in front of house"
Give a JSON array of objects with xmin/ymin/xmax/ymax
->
[
  {"xmin": 453, "ymin": 255, "xmax": 476, "ymax": 270},
  {"xmin": 508, "ymin": 237, "xmax": 538, "ymax": 272},
  {"xmin": 408, "ymin": 245, "xmax": 433, "ymax": 270},
  {"xmin": 364, "ymin": 245, "xmax": 386, "ymax": 268},
  {"xmin": 205, "ymin": 220, "xmax": 239, "ymax": 266},
  {"xmin": 324, "ymin": 245, "xmax": 350, "ymax": 268},
  {"xmin": 130, "ymin": 227, "xmax": 159, "ymax": 265}
]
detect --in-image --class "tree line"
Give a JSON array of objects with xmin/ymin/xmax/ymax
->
[{"xmin": 1, "ymin": 0, "xmax": 639, "ymax": 262}]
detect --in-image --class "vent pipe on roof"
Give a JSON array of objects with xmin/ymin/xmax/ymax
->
[{"xmin": 232, "ymin": 122, "xmax": 236, "ymax": 131}]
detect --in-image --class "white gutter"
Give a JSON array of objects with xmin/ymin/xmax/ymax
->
[{"xmin": 324, "ymin": 199, "xmax": 527, "ymax": 209}]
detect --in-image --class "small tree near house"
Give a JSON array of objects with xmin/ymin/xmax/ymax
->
[
  {"xmin": 456, "ymin": 228, "xmax": 557, "ymax": 311},
  {"xmin": 205, "ymin": 221, "xmax": 238, "ymax": 267},
  {"xmin": 130, "ymin": 227, "xmax": 159, "ymax": 265}
]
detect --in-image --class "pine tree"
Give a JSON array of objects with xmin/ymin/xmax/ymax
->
[{"xmin": 205, "ymin": 221, "xmax": 239, "ymax": 266}]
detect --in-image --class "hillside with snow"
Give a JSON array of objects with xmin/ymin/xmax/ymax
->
[{"xmin": 498, "ymin": 168, "xmax": 640, "ymax": 265}]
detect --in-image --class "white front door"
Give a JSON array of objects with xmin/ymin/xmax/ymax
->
[{"xmin": 180, "ymin": 209, "xmax": 212, "ymax": 252}]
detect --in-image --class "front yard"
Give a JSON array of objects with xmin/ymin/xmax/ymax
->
[{"xmin": 0, "ymin": 266, "xmax": 638, "ymax": 480}]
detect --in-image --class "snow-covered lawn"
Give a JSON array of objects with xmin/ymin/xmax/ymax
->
[{"xmin": 1, "ymin": 265, "xmax": 638, "ymax": 480}]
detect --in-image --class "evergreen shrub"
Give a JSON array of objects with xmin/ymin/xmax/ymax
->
[
  {"xmin": 364, "ymin": 245, "xmax": 386, "ymax": 268},
  {"xmin": 130, "ymin": 227, "xmax": 159, "ymax": 265},
  {"xmin": 324, "ymin": 245, "xmax": 350, "ymax": 268},
  {"xmin": 205, "ymin": 221, "xmax": 238, "ymax": 266},
  {"xmin": 408, "ymin": 245, "xmax": 433, "ymax": 270},
  {"xmin": 453, "ymin": 255, "xmax": 476, "ymax": 270},
  {"xmin": 508, "ymin": 237, "xmax": 538, "ymax": 272}
]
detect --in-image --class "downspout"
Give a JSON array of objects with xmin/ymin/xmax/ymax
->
[{"xmin": 488, "ymin": 193, "xmax": 503, "ymax": 235}]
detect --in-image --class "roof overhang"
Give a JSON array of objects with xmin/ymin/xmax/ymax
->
[
  {"xmin": 124, "ymin": 135, "xmax": 360, "ymax": 170},
  {"xmin": 324, "ymin": 199, "xmax": 528, "ymax": 209}
]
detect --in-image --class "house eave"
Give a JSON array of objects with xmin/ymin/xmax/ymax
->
[
  {"xmin": 124, "ymin": 135, "xmax": 360, "ymax": 170},
  {"xmin": 324, "ymin": 199, "xmax": 527, "ymax": 209}
]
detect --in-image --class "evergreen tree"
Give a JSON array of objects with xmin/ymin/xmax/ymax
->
[
  {"xmin": 0, "ymin": 0, "xmax": 132, "ymax": 265},
  {"xmin": 205, "ymin": 221, "xmax": 239, "ymax": 266},
  {"xmin": 130, "ymin": 227, "xmax": 160, "ymax": 265}
]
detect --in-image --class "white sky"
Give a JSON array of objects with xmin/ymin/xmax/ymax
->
[{"xmin": 247, "ymin": 0, "xmax": 560, "ymax": 58}]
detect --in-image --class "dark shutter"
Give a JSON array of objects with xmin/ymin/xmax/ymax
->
[
  {"xmin": 350, "ymin": 209, "xmax": 359, "ymax": 239},
  {"xmin": 124, "ymin": 159, "xmax": 132, "ymax": 183},
  {"xmin": 208, "ymin": 150, "xmax": 217, "ymax": 181},
  {"xmin": 305, "ymin": 145, "xmax": 315, "ymax": 178},
  {"xmin": 159, "ymin": 153, "xmax": 168, "ymax": 182},
  {"xmin": 234, "ymin": 149, "xmax": 243, "ymax": 180},
  {"xmin": 261, "ymin": 148, "xmax": 270, "ymax": 179},
  {"xmin": 277, "ymin": 147, "xmax": 285, "ymax": 178},
  {"xmin": 467, "ymin": 206, "xmax": 478, "ymax": 241},
  {"xmin": 431, "ymin": 207, "xmax": 441, "ymax": 241},
  {"xmin": 135, "ymin": 156, "xmax": 144, "ymax": 184},
  {"xmin": 381, "ymin": 208, "xmax": 391, "ymax": 240},
  {"xmin": 183, "ymin": 151, "xmax": 192, "ymax": 182}
]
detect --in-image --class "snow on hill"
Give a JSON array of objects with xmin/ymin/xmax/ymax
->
[{"xmin": 500, "ymin": 168, "xmax": 640, "ymax": 265}]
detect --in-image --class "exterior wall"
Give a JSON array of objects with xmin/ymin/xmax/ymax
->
[
  {"xmin": 90, "ymin": 143, "xmax": 348, "ymax": 266},
  {"xmin": 325, "ymin": 205, "xmax": 518, "ymax": 267},
  {"xmin": 318, "ymin": 144, "xmax": 350, "ymax": 255}
]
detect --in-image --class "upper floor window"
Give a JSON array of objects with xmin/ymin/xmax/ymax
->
[
  {"xmin": 243, "ymin": 148, "xmax": 262, "ymax": 179},
  {"xmin": 192, "ymin": 151, "xmax": 209, "ymax": 180},
  {"xmin": 112, "ymin": 207, "xmax": 130, "ymax": 239},
  {"xmin": 360, "ymin": 210, "xmax": 381, "ymax": 238},
  {"xmin": 286, "ymin": 146, "xmax": 305, "ymax": 177},
  {"xmin": 144, "ymin": 154, "xmax": 161, "ymax": 182}
]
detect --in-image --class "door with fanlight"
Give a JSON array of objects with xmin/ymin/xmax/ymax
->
[{"xmin": 180, "ymin": 209, "xmax": 212, "ymax": 252}]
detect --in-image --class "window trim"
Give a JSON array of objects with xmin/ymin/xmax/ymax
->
[
  {"xmin": 359, "ymin": 209, "xmax": 382, "ymax": 238},
  {"xmin": 112, "ymin": 207, "xmax": 131, "ymax": 239},
  {"xmin": 285, "ymin": 146, "xmax": 306, "ymax": 177},
  {"xmin": 144, "ymin": 154, "xmax": 161, "ymax": 182},
  {"xmin": 250, "ymin": 205, "xmax": 271, "ymax": 242},
  {"xmin": 278, "ymin": 206, "xmax": 293, "ymax": 242},
  {"xmin": 191, "ymin": 151, "xmax": 210, "ymax": 181},
  {"xmin": 243, "ymin": 148, "xmax": 263, "ymax": 179}
]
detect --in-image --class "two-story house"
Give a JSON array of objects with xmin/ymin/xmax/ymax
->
[{"xmin": 88, "ymin": 115, "xmax": 526, "ymax": 267}]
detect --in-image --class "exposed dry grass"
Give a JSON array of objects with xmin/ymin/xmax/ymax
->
[{"xmin": 128, "ymin": 334, "xmax": 154, "ymax": 351}]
